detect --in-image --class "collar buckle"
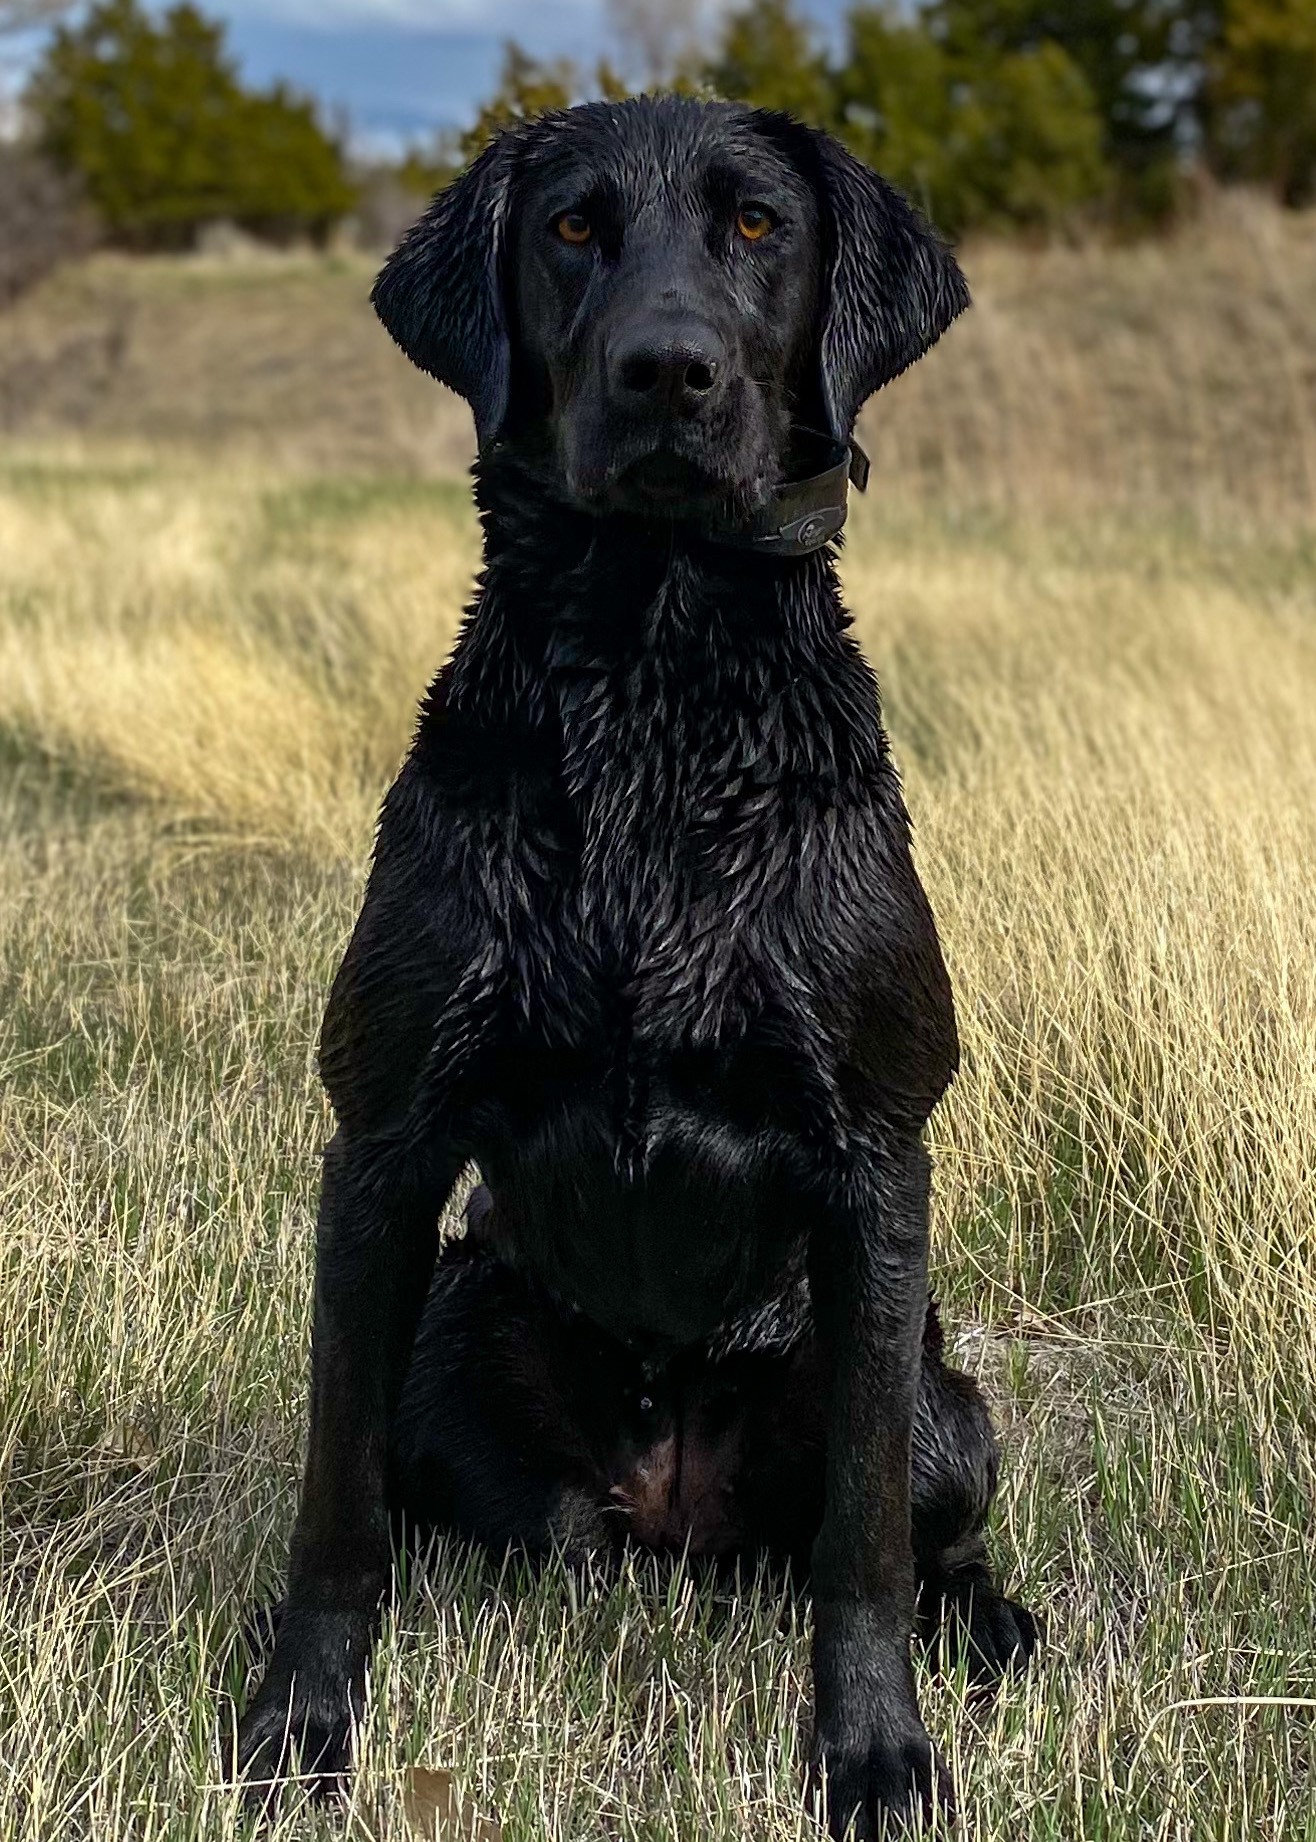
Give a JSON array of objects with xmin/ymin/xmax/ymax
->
[{"xmin": 703, "ymin": 433, "xmax": 870, "ymax": 558}]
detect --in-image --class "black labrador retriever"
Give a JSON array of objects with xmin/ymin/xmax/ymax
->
[{"xmin": 235, "ymin": 95, "xmax": 1035, "ymax": 1836}]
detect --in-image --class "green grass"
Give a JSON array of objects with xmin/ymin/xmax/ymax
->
[{"xmin": 3, "ymin": 453, "xmax": 1316, "ymax": 1840}]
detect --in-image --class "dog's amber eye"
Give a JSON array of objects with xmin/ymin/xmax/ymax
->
[
  {"xmin": 736, "ymin": 205, "xmax": 774, "ymax": 241},
  {"xmin": 556, "ymin": 212, "xmax": 592, "ymax": 245}
]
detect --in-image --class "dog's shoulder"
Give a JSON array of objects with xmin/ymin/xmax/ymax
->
[
  {"xmin": 318, "ymin": 643, "xmax": 585, "ymax": 1135},
  {"xmin": 757, "ymin": 636, "xmax": 958, "ymax": 1115},
  {"xmin": 318, "ymin": 743, "xmax": 489, "ymax": 1137},
  {"xmin": 825, "ymin": 793, "xmax": 960, "ymax": 1118}
]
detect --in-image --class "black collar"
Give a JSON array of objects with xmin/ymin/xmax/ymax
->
[{"xmin": 703, "ymin": 434, "xmax": 870, "ymax": 558}]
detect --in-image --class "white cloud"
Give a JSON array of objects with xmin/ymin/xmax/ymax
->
[{"xmin": 219, "ymin": 0, "xmax": 598, "ymax": 26}]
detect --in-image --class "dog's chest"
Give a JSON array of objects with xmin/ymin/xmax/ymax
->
[{"xmin": 519, "ymin": 648, "xmax": 827, "ymax": 1053}]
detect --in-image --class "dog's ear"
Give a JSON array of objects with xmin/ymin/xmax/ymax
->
[
  {"xmin": 800, "ymin": 130, "xmax": 970, "ymax": 440},
  {"xmin": 371, "ymin": 129, "xmax": 523, "ymax": 447}
]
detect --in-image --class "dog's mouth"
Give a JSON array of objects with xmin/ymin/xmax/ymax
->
[
  {"xmin": 617, "ymin": 451, "xmax": 721, "ymax": 508},
  {"xmin": 593, "ymin": 443, "xmax": 774, "ymax": 526}
]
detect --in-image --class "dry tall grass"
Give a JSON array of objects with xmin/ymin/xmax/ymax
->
[
  {"xmin": 873, "ymin": 190, "xmax": 1316, "ymax": 523},
  {"xmin": 3, "ymin": 219, "xmax": 1316, "ymax": 1839},
  {"xmin": 0, "ymin": 463, "xmax": 476, "ymax": 855}
]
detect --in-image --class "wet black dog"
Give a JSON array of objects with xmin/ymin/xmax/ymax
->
[{"xmin": 235, "ymin": 95, "xmax": 1035, "ymax": 1836}]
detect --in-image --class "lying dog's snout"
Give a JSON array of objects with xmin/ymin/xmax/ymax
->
[{"xmin": 611, "ymin": 322, "xmax": 727, "ymax": 417}]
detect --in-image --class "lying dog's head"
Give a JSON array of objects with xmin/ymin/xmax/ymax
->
[{"xmin": 374, "ymin": 95, "xmax": 968, "ymax": 525}]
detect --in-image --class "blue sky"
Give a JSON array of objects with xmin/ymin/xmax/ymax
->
[
  {"xmin": 215, "ymin": 0, "xmax": 622, "ymax": 149},
  {"xmin": 5, "ymin": 0, "xmax": 848, "ymax": 153}
]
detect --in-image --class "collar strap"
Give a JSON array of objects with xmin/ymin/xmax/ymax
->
[{"xmin": 703, "ymin": 437, "xmax": 870, "ymax": 558}]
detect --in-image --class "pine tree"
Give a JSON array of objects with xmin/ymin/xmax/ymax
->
[
  {"xmin": 27, "ymin": 0, "xmax": 354, "ymax": 248},
  {"xmin": 458, "ymin": 43, "xmax": 579, "ymax": 165},
  {"xmin": 926, "ymin": 0, "xmax": 1192, "ymax": 218},
  {"xmin": 1202, "ymin": 0, "xmax": 1316, "ymax": 204},
  {"xmin": 704, "ymin": 0, "xmax": 836, "ymax": 127},
  {"xmin": 839, "ymin": 5, "xmax": 1110, "ymax": 233}
]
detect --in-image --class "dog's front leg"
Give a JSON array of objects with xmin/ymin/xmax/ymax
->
[
  {"xmin": 808, "ymin": 1126, "xmax": 954, "ymax": 1838},
  {"xmin": 235, "ymin": 1129, "xmax": 450, "ymax": 1792}
]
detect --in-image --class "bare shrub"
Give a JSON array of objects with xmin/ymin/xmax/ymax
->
[
  {"xmin": 0, "ymin": 143, "xmax": 96, "ymax": 307},
  {"xmin": 352, "ymin": 167, "xmax": 430, "ymax": 254}
]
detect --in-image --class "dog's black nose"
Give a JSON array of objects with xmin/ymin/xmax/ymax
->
[{"xmin": 612, "ymin": 325, "xmax": 726, "ymax": 414}]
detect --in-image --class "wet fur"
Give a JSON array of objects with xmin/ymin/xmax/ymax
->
[{"xmin": 234, "ymin": 96, "xmax": 1036, "ymax": 1838}]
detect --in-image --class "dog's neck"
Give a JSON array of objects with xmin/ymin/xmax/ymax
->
[
  {"xmin": 467, "ymin": 457, "xmax": 855, "ymax": 657},
  {"xmin": 424, "ymin": 458, "xmax": 888, "ymax": 812},
  {"xmin": 431, "ymin": 459, "xmax": 883, "ymax": 793}
]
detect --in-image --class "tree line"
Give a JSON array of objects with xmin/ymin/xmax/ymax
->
[
  {"xmin": 462, "ymin": 0, "xmax": 1316, "ymax": 234},
  {"xmin": 2, "ymin": 0, "xmax": 1314, "ymax": 297}
]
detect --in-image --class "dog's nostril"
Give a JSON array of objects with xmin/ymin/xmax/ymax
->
[
  {"xmin": 618, "ymin": 351, "xmax": 720, "ymax": 398},
  {"xmin": 621, "ymin": 356, "xmax": 661, "ymax": 394}
]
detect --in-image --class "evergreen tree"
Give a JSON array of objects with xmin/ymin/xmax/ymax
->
[
  {"xmin": 456, "ymin": 41, "xmax": 639, "ymax": 165},
  {"xmin": 839, "ymin": 7, "xmax": 1110, "ymax": 232},
  {"xmin": 1201, "ymin": 0, "xmax": 1316, "ymax": 204},
  {"xmin": 459, "ymin": 43, "xmax": 578, "ymax": 165},
  {"xmin": 835, "ymin": 4, "xmax": 952, "ymax": 218},
  {"xmin": 704, "ymin": 0, "xmax": 836, "ymax": 127},
  {"xmin": 926, "ymin": 0, "xmax": 1194, "ymax": 218},
  {"xmin": 27, "ymin": 0, "xmax": 354, "ymax": 248}
]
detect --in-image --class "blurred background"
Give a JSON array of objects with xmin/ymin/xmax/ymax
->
[
  {"xmin": 4, "ymin": 0, "xmax": 1316, "ymax": 512},
  {"xmin": 3, "ymin": 0, "xmax": 1316, "ymax": 498},
  {"xmin": 4, "ymin": 8, "xmax": 1316, "ymax": 1842}
]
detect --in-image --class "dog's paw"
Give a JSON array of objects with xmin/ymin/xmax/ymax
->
[
  {"xmin": 923, "ymin": 1571, "xmax": 1038, "ymax": 1685},
  {"xmin": 234, "ymin": 1688, "xmax": 352, "ymax": 1804},
  {"xmin": 808, "ymin": 1719, "xmax": 955, "ymax": 1838},
  {"xmin": 231, "ymin": 1608, "xmax": 371, "ymax": 1804}
]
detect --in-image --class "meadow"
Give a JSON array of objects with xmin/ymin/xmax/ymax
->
[{"xmin": 3, "ymin": 195, "xmax": 1316, "ymax": 1840}]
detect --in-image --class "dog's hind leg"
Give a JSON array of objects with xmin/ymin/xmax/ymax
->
[
  {"xmin": 391, "ymin": 1202, "xmax": 1036, "ymax": 1681},
  {"xmin": 732, "ymin": 1297, "xmax": 1036, "ymax": 1682},
  {"xmin": 389, "ymin": 1227, "xmax": 642, "ymax": 1563},
  {"xmin": 910, "ymin": 1301, "xmax": 1037, "ymax": 1682}
]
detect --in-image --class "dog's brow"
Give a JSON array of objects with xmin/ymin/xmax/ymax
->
[
  {"xmin": 537, "ymin": 173, "xmax": 597, "ymax": 212},
  {"xmin": 528, "ymin": 143, "xmax": 621, "ymax": 211},
  {"xmin": 702, "ymin": 155, "xmax": 792, "ymax": 213}
]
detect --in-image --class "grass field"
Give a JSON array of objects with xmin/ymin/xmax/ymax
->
[{"xmin": 4, "ymin": 215, "xmax": 1316, "ymax": 1840}]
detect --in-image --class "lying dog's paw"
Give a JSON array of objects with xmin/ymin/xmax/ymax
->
[
  {"xmin": 922, "ymin": 1571, "xmax": 1038, "ymax": 1685},
  {"xmin": 232, "ymin": 1607, "xmax": 371, "ymax": 1803},
  {"xmin": 808, "ymin": 1719, "xmax": 955, "ymax": 1838}
]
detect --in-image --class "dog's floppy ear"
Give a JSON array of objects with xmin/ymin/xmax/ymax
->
[
  {"xmin": 801, "ymin": 129, "xmax": 970, "ymax": 441},
  {"xmin": 371, "ymin": 128, "xmax": 524, "ymax": 447}
]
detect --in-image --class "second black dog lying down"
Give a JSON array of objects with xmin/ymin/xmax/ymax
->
[{"xmin": 394, "ymin": 1184, "xmax": 1028, "ymax": 1664}]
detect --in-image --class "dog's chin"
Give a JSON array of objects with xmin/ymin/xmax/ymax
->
[
  {"xmin": 569, "ymin": 445, "xmax": 773, "ymax": 526},
  {"xmin": 613, "ymin": 451, "xmax": 723, "ymax": 513}
]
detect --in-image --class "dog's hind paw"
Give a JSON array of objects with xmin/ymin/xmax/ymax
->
[{"xmin": 921, "ymin": 1569, "xmax": 1038, "ymax": 1684}]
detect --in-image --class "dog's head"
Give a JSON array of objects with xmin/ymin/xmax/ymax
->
[{"xmin": 374, "ymin": 96, "xmax": 968, "ymax": 524}]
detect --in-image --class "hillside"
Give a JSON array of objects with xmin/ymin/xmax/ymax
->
[
  {"xmin": 0, "ymin": 250, "xmax": 471, "ymax": 477},
  {"xmin": 4, "ymin": 190, "xmax": 1316, "ymax": 520}
]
